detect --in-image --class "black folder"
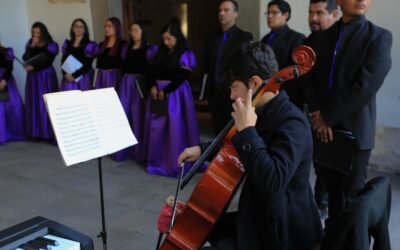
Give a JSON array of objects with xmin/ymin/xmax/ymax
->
[
  {"xmin": 150, "ymin": 96, "xmax": 168, "ymax": 116},
  {"xmin": 313, "ymin": 129, "xmax": 357, "ymax": 175},
  {"xmin": 135, "ymin": 77, "xmax": 148, "ymax": 99},
  {"xmin": 24, "ymin": 53, "xmax": 48, "ymax": 67},
  {"xmin": 0, "ymin": 86, "xmax": 9, "ymax": 102}
]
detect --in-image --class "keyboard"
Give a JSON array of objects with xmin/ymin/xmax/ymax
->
[{"xmin": 0, "ymin": 217, "xmax": 94, "ymax": 250}]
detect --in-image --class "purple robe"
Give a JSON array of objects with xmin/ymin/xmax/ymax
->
[
  {"xmin": 24, "ymin": 41, "xmax": 59, "ymax": 140},
  {"xmin": 95, "ymin": 41, "xmax": 125, "ymax": 90},
  {"xmin": 147, "ymin": 50, "xmax": 200, "ymax": 177},
  {"xmin": 112, "ymin": 44, "xmax": 157, "ymax": 162},
  {"xmin": 60, "ymin": 40, "xmax": 97, "ymax": 91},
  {"xmin": 0, "ymin": 48, "xmax": 25, "ymax": 144}
]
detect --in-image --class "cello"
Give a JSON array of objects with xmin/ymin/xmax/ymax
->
[{"xmin": 159, "ymin": 45, "xmax": 316, "ymax": 250}]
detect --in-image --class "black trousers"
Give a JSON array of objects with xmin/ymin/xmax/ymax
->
[
  {"xmin": 314, "ymin": 164, "xmax": 328, "ymax": 209},
  {"xmin": 201, "ymin": 212, "xmax": 237, "ymax": 250},
  {"xmin": 209, "ymin": 86, "xmax": 232, "ymax": 136},
  {"xmin": 320, "ymin": 149, "xmax": 371, "ymax": 218}
]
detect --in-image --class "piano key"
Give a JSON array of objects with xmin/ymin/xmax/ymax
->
[
  {"xmin": 44, "ymin": 235, "xmax": 80, "ymax": 250},
  {"xmin": 36, "ymin": 237, "xmax": 58, "ymax": 247},
  {"xmin": 19, "ymin": 244, "xmax": 39, "ymax": 250},
  {"xmin": 0, "ymin": 217, "xmax": 93, "ymax": 250},
  {"xmin": 27, "ymin": 240, "xmax": 50, "ymax": 250}
]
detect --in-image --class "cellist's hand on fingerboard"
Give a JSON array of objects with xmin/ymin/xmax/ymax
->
[{"xmin": 232, "ymin": 89, "xmax": 257, "ymax": 131}]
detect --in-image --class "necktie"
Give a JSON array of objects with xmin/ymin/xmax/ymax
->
[
  {"xmin": 214, "ymin": 32, "xmax": 228, "ymax": 84},
  {"xmin": 328, "ymin": 26, "xmax": 344, "ymax": 90},
  {"xmin": 266, "ymin": 31, "xmax": 276, "ymax": 45}
]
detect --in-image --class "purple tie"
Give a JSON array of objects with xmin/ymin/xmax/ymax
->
[
  {"xmin": 328, "ymin": 26, "xmax": 344, "ymax": 90},
  {"xmin": 266, "ymin": 31, "xmax": 276, "ymax": 45},
  {"xmin": 214, "ymin": 32, "xmax": 228, "ymax": 84}
]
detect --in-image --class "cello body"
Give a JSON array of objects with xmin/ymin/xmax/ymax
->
[{"xmin": 159, "ymin": 45, "xmax": 315, "ymax": 250}]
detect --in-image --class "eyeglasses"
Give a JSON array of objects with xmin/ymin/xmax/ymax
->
[{"xmin": 264, "ymin": 11, "xmax": 281, "ymax": 16}]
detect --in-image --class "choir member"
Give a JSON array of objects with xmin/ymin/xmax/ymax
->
[
  {"xmin": 146, "ymin": 19, "xmax": 199, "ymax": 177},
  {"xmin": 95, "ymin": 17, "xmax": 125, "ymax": 90},
  {"xmin": 112, "ymin": 21, "xmax": 157, "ymax": 162},
  {"xmin": 0, "ymin": 42, "xmax": 25, "ymax": 144},
  {"xmin": 60, "ymin": 18, "xmax": 97, "ymax": 91},
  {"xmin": 23, "ymin": 22, "xmax": 58, "ymax": 141}
]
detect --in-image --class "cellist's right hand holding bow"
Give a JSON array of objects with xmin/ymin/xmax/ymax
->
[{"xmin": 178, "ymin": 146, "xmax": 201, "ymax": 167}]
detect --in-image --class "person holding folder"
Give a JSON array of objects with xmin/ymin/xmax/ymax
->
[
  {"xmin": 23, "ymin": 22, "xmax": 59, "ymax": 141},
  {"xmin": 0, "ymin": 42, "xmax": 25, "ymax": 144},
  {"xmin": 112, "ymin": 21, "xmax": 157, "ymax": 162},
  {"xmin": 60, "ymin": 18, "xmax": 97, "ymax": 91},
  {"xmin": 306, "ymin": 0, "xmax": 392, "ymax": 218},
  {"xmin": 146, "ymin": 18, "xmax": 200, "ymax": 177},
  {"xmin": 95, "ymin": 17, "xmax": 125, "ymax": 90}
]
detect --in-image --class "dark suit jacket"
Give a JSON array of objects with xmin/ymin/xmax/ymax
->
[
  {"xmin": 261, "ymin": 25, "xmax": 305, "ymax": 106},
  {"xmin": 202, "ymin": 25, "xmax": 253, "ymax": 96},
  {"xmin": 261, "ymin": 24, "xmax": 305, "ymax": 70},
  {"xmin": 321, "ymin": 176, "xmax": 391, "ymax": 250},
  {"xmin": 230, "ymin": 91, "xmax": 322, "ymax": 250},
  {"xmin": 306, "ymin": 16, "xmax": 392, "ymax": 150}
]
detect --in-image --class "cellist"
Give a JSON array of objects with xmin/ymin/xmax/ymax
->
[{"xmin": 178, "ymin": 42, "xmax": 323, "ymax": 250}]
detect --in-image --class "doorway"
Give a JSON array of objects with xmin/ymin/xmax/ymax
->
[{"xmin": 121, "ymin": 0, "xmax": 219, "ymax": 103}]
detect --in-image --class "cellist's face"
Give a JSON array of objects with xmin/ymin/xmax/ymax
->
[{"xmin": 230, "ymin": 80, "xmax": 248, "ymax": 101}]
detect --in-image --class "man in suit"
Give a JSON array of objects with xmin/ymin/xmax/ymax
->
[
  {"xmin": 203, "ymin": 0, "xmax": 253, "ymax": 135},
  {"xmin": 306, "ymin": 0, "xmax": 392, "ymax": 218},
  {"xmin": 179, "ymin": 42, "xmax": 323, "ymax": 250},
  {"xmin": 261, "ymin": 0, "xmax": 305, "ymax": 106},
  {"xmin": 306, "ymin": 0, "xmax": 339, "ymax": 219},
  {"xmin": 261, "ymin": 0, "xmax": 305, "ymax": 70}
]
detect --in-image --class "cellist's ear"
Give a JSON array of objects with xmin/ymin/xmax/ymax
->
[{"xmin": 249, "ymin": 76, "xmax": 263, "ymax": 91}]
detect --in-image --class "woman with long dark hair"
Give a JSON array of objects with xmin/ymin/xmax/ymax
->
[
  {"xmin": 23, "ymin": 21, "xmax": 58, "ymax": 141},
  {"xmin": 112, "ymin": 21, "xmax": 157, "ymax": 162},
  {"xmin": 146, "ymin": 18, "xmax": 200, "ymax": 177},
  {"xmin": 0, "ymin": 40, "xmax": 25, "ymax": 144},
  {"xmin": 60, "ymin": 18, "xmax": 97, "ymax": 91},
  {"xmin": 95, "ymin": 17, "xmax": 125, "ymax": 89}
]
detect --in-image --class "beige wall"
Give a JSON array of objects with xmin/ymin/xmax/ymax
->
[
  {"xmin": 236, "ymin": 0, "xmax": 260, "ymax": 39},
  {"xmin": 0, "ymin": 0, "xmax": 30, "ymax": 95},
  {"xmin": 90, "ymin": 0, "xmax": 108, "ymax": 41},
  {"xmin": 26, "ymin": 0, "xmax": 94, "ymax": 81}
]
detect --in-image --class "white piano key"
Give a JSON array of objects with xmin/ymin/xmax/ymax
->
[{"xmin": 43, "ymin": 235, "xmax": 80, "ymax": 250}]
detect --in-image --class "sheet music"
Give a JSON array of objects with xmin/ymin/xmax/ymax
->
[
  {"xmin": 44, "ymin": 88, "xmax": 137, "ymax": 166},
  {"xmin": 85, "ymin": 88, "xmax": 137, "ymax": 154},
  {"xmin": 61, "ymin": 55, "xmax": 83, "ymax": 82}
]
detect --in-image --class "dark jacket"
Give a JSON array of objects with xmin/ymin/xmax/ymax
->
[
  {"xmin": 202, "ymin": 25, "xmax": 253, "ymax": 95},
  {"xmin": 211, "ymin": 91, "xmax": 323, "ymax": 250},
  {"xmin": 261, "ymin": 24, "xmax": 305, "ymax": 70},
  {"xmin": 261, "ymin": 25, "xmax": 305, "ymax": 106},
  {"xmin": 305, "ymin": 16, "xmax": 392, "ymax": 150}
]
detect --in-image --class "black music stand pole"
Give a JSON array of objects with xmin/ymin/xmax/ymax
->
[{"xmin": 96, "ymin": 157, "xmax": 108, "ymax": 250}]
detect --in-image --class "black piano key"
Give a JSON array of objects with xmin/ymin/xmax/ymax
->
[
  {"xmin": 28, "ymin": 240, "xmax": 50, "ymax": 250},
  {"xmin": 36, "ymin": 237, "xmax": 58, "ymax": 246},
  {"xmin": 19, "ymin": 244, "xmax": 39, "ymax": 250}
]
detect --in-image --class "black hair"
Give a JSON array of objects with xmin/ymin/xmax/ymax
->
[
  {"xmin": 223, "ymin": 42, "xmax": 278, "ymax": 87},
  {"xmin": 310, "ymin": 0, "xmax": 337, "ymax": 13},
  {"xmin": 69, "ymin": 18, "xmax": 90, "ymax": 48},
  {"xmin": 268, "ymin": 0, "xmax": 292, "ymax": 21},
  {"xmin": 220, "ymin": 0, "xmax": 239, "ymax": 12},
  {"xmin": 31, "ymin": 22, "xmax": 54, "ymax": 44},
  {"xmin": 128, "ymin": 20, "xmax": 151, "ymax": 49},
  {"xmin": 100, "ymin": 17, "xmax": 124, "ymax": 56},
  {"xmin": 151, "ymin": 17, "xmax": 189, "ymax": 70}
]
